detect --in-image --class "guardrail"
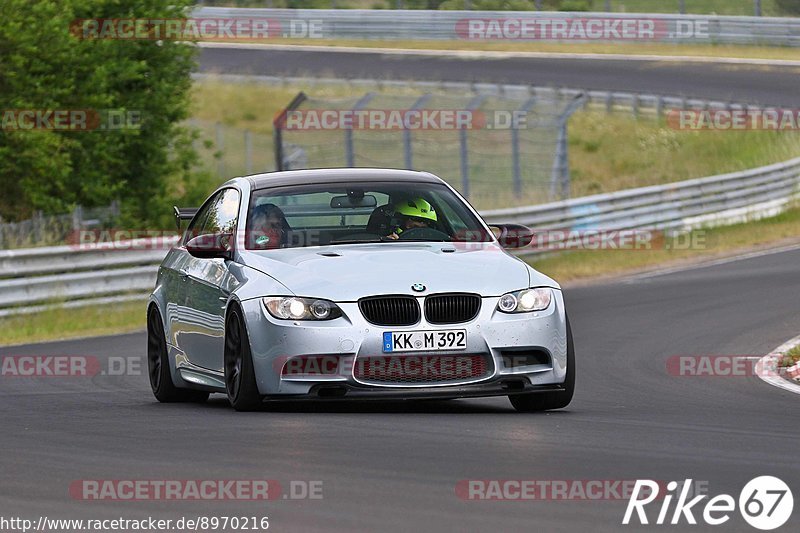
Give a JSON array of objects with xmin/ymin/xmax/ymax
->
[
  {"xmin": 193, "ymin": 8, "xmax": 800, "ymax": 47},
  {"xmin": 481, "ymin": 156, "xmax": 800, "ymax": 234},
  {"xmin": 1, "ymin": 84, "xmax": 799, "ymax": 316}
]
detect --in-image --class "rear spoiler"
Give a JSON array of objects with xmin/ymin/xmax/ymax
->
[{"xmin": 173, "ymin": 206, "xmax": 199, "ymax": 230}]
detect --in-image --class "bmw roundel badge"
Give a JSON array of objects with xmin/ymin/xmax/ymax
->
[{"xmin": 411, "ymin": 283, "xmax": 426, "ymax": 292}]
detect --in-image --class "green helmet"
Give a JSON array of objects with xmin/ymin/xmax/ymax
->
[{"xmin": 395, "ymin": 197, "xmax": 437, "ymax": 222}]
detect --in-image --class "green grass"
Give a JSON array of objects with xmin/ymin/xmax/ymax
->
[
  {"xmin": 191, "ymin": 78, "xmax": 800, "ymax": 207},
  {"xmin": 528, "ymin": 204, "xmax": 800, "ymax": 282},
  {"xmin": 568, "ymin": 111, "xmax": 800, "ymax": 197},
  {"xmin": 0, "ymin": 301, "xmax": 145, "ymax": 347}
]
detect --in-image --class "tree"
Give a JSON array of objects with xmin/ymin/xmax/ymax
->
[{"xmin": 0, "ymin": 0, "xmax": 201, "ymax": 225}]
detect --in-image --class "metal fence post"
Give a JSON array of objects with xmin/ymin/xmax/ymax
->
[
  {"xmin": 511, "ymin": 96, "xmax": 538, "ymax": 198},
  {"xmin": 273, "ymin": 92, "xmax": 307, "ymax": 172},
  {"xmin": 755, "ymin": 0, "xmax": 762, "ymax": 16},
  {"xmin": 551, "ymin": 94, "xmax": 587, "ymax": 201},
  {"xmin": 33, "ymin": 211, "xmax": 43, "ymax": 245},
  {"xmin": 404, "ymin": 94, "xmax": 432, "ymax": 170},
  {"xmin": 459, "ymin": 95, "xmax": 487, "ymax": 199},
  {"xmin": 346, "ymin": 92, "xmax": 375, "ymax": 167},
  {"xmin": 72, "ymin": 205, "xmax": 83, "ymax": 231},
  {"xmin": 679, "ymin": 0, "xmax": 686, "ymax": 14}
]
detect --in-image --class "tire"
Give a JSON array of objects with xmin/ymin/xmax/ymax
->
[
  {"xmin": 224, "ymin": 307, "xmax": 263, "ymax": 411},
  {"xmin": 147, "ymin": 307, "xmax": 209, "ymax": 403},
  {"xmin": 509, "ymin": 314, "xmax": 575, "ymax": 412}
]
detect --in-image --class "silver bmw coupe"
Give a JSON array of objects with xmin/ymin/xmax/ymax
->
[{"xmin": 147, "ymin": 168, "xmax": 574, "ymax": 411}]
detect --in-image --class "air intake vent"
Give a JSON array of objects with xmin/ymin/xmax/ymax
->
[
  {"xmin": 424, "ymin": 293, "xmax": 481, "ymax": 324},
  {"xmin": 354, "ymin": 354, "xmax": 491, "ymax": 386},
  {"xmin": 358, "ymin": 296, "xmax": 420, "ymax": 326},
  {"xmin": 500, "ymin": 349, "xmax": 551, "ymax": 368}
]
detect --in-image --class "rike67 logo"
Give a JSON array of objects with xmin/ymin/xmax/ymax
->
[{"xmin": 623, "ymin": 476, "xmax": 793, "ymax": 530}]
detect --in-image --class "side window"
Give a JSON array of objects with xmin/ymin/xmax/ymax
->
[
  {"xmin": 204, "ymin": 188, "xmax": 241, "ymax": 235},
  {"xmin": 183, "ymin": 189, "xmax": 241, "ymax": 244},
  {"xmin": 183, "ymin": 192, "xmax": 219, "ymax": 245}
]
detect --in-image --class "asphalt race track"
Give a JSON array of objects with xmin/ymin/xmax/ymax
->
[
  {"xmin": 198, "ymin": 46, "xmax": 800, "ymax": 107},
  {"xmin": 2, "ymin": 46, "xmax": 799, "ymax": 532},
  {"xmin": 2, "ymin": 247, "xmax": 799, "ymax": 532}
]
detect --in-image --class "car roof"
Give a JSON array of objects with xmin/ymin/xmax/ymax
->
[{"xmin": 246, "ymin": 168, "xmax": 444, "ymax": 190}]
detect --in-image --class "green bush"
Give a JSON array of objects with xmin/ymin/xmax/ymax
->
[{"xmin": 0, "ymin": 0, "xmax": 203, "ymax": 227}]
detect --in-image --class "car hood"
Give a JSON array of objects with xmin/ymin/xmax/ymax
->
[{"xmin": 239, "ymin": 242, "xmax": 558, "ymax": 302}]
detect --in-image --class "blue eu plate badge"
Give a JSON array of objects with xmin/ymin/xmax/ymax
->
[{"xmin": 383, "ymin": 332, "xmax": 393, "ymax": 352}]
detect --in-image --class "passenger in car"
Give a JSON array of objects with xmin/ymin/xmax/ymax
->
[{"xmin": 248, "ymin": 203, "xmax": 290, "ymax": 249}]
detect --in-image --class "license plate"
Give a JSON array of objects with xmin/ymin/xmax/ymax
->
[{"xmin": 382, "ymin": 330, "xmax": 467, "ymax": 352}]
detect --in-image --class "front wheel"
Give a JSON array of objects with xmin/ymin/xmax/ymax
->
[
  {"xmin": 147, "ymin": 307, "xmax": 209, "ymax": 403},
  {"xmin": 509, "ymin": 314, "xmax": 575, "ymax": 412},
  {"xmin": 224, "ymin": 307, "xmax": 263, "ymax": 411}
]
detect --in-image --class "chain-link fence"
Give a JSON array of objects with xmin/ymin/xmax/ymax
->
[
  {"xmin": 274, "ymin": 84, "xmax": 585, "ymax": 209},
  {"xmin": 0, "ymin": 204, "xmax": 119, "ymax": 249},
  {"xmin": 189, "ymin": 119, "xmax": 276, "ymax": 178}
]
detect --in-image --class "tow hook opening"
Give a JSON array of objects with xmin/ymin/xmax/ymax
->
[
  {"xmin": 316, "ymin": 385, "xmax": 348, "ymax": 398},
  {"xmin": 501, "ymin": 379, "xmax": 526, "ymax": 392}
]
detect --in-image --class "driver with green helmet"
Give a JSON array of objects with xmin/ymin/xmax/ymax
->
[{"xmin": 385, "ymin": 197, "xmax": 438, "ymax": 240}]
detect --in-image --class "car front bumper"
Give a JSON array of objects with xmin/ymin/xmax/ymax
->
[{"xmin": 239, "ymin": 290, "xmax": 568, "ymax": 399}]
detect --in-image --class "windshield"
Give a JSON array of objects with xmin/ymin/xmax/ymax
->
[{"xmin": 245, "ymin": 181, "xmax": 492, "ymax": 250}]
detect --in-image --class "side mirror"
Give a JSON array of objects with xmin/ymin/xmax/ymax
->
[
  {"xmin": 492, "ymin": 224, "xmax": 534, "ymax": 249},
  {"xmin": 185, "ymin": 233, "xmax": 233, "ymax": 260}
]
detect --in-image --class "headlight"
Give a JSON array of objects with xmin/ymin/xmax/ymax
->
[
  {"xmin": 496, "ymin": 288, "xmax": 552, "ymax": 313},
  {"xmin": 262, "ymin": 297, "xmax": 343, "ymax": 321}
]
